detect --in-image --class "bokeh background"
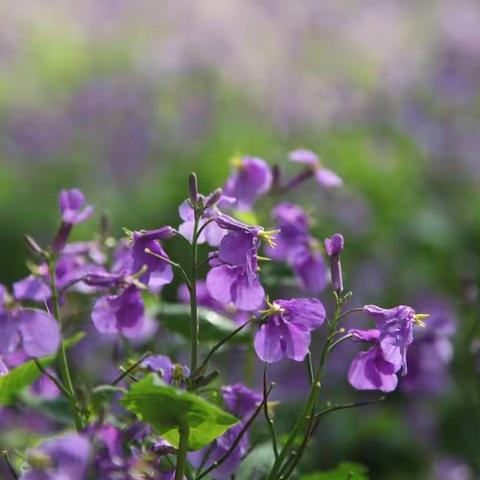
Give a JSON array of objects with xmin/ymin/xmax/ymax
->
[{"xmin": 0, "ymin": 1, "xmax": 479, "ymax": 478}]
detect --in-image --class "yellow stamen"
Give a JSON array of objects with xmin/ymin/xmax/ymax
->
[
  {"xmin": 413, "ymin": 313, "xmax": 429, "ymax": 327},
  {"xmin": 230, "ymin": 155, "xmax": 244, "ymax": 169},
  {"xmin": 258, "ymin": 229, "xmax": 280, "ymax": 249}
]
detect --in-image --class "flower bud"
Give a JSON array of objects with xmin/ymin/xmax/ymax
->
[
  {"xmin": 24, "ymin": 234, "xmax": 45, "ymax": 257},
  {"xmin": 188, "ymin": 172, "xmax": 199, "ymax": 205},
  {"xmin": 325, "ymin": 233, "xmax": 345, "ymax": 294},
  {"xmin": 205, "ymin": 188, "xmax": 223, "ymax": 208}
]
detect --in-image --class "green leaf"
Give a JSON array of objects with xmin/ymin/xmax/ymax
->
[
  {"xmin": 0, "ymin": 332, "xmax": 85, "ymax": 405},
  {"xmin": 155, "ymin": 303, "xmax": 249, "ymax": 344},
  {"xmin": 121, "ymin": 373, "xmax": 238, "ymax": 450},
  {"xmin": 300, "ymin": 462, "xmax": 369, "ymax": 480},
  {"xmin": 236, "ymin": 442, "xmax": 276, "ymax": 480}
]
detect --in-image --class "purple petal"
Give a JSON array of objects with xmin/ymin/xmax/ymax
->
[
  {"xmin": 348, "ymin": 346, "xmax": 398, "ymax": 393},
  {"xmin": 288, "ymin": 149, "xmax": 319, "ymax": 166},
  {"xmin": 349, "ymin": 328, "xmax": 381, "ymax": 342},
  {"xmin": 277, "ymin": 298, "xmax": 326, "ymax": 330},
  {"xmin": 0, "ymin": 312, "xmax": 21, "ymax": 355},
  {"xmin": 206, "ymin": 266, "xmax": 237, "ymax": 305},
  {"xmin": 178, "ymin": 200, "xmax": 194, "ymax": 222},
  {"xmin": 254, "ymin": 323, "xmax": 284, "ymax": 363},
  {"xmin": 13, "ymin": 275, "xmax": 51, "ymax": 302},
  {"xmin": 231, "ymin": 272, "xmax": 265, "ymax": 310},
  {"xmin": 18, "ymin": 309, "xmax": 60, "ymax": 357},
  {"xmin": 282, "ymin": 321, "xmax": 311, "ymax": 361},
  {"xmin": 218, "ymin": 232, "xmax": 254, "ymax": 266},
  {"xmin": 314, "ymin": 168, "xmax": 343, "ymax": 188},
  {"xmin": 292, "ymin": 247, "xmax": 328, "ymax": 293},
  {"xmin": 91, "ymin": 297, "xmax": 118, "ymax": 334},
  {"xmin": 324, "ymin": 233, "xmax": 344, "ymax": 257}
]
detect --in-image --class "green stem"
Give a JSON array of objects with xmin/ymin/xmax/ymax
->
[
  {"xmin": 190, "ymin": 213, "xmax": 200, "ymax": 372},
  {"xmin": 263, "ymin": 365, "xmax": 279, "ymax": 459},
  {"xmin": 267, "ymin": 300, "xmax": 342, "ymax": 480},
  {"xmin": 305, "ymin": 352, "xmax": 314, "ymax": 385},
  {"xmin": 48, "ymin": 257, "xmax": 84, "ymax": 431},
  {"xmin": 175, "ymin": 420, "xmax": 190, "ymax": 480}
]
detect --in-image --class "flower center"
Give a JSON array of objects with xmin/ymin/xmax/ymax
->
[
  {"xmin": 257, "ymin": 229, "xmax": 280, "ymax": 249},
  {"xmin": 413, "ymin": 313, "xmax": 429, "ymax": 327}
]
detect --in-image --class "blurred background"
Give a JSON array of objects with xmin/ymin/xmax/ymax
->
[{"xmin": 0, "ymin": 0, "xmax": 479, "ymax": 478}]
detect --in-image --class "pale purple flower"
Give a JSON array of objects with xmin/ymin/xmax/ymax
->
[
  {"xmin": 291, "ymin": 243, "xmax": 328, "ymax": 293},
  {"xmin": 254, "ymin": 298, "xmax": 326, "ymax": 363},
  {"xmin": 22, "ymin": 433, "xmax": 90, "ymax": 480},
  {"xmin": 177, "ymin": 193, "xmax": 231, "ymax": 247},
  {"xmin": 13, "ymin": 275, "xmax": 51, "ymax": 302},
  {"xmin": 363, "ymin": 304, "xmax": 417, "ymax": 373},
  {"xmin": 91, "ymin": 285, "xmax": 144, "ymax": 337},
  {"xmin": 264, "ymin": 203, "xmax": 310, "ymax": 262},
  {"xmin": 131, "ymin": 227, "xmax": 176, "ymax": 289},
  {"xmin": 206, "ymin": 215, "xmax": 268, "ymax": 310},
  {"xmin": 223, "ymin": 156, "xmax": 272, "ymax": 210},
  {"xmin": 221, "ymin": 383, "xmax": 262, "ymax": 417},
  {"xmin": 0, "ymin": 309, "xmax": 60, "ymax": 360},
  {"xmin": 289, "ymin": 149, "xmax": 342, "ymax": 188},
  {"xmin": 59, "ymin": 188, "xmax": 94, "ymax": 225}
]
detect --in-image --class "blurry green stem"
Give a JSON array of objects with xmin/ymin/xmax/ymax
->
[
  {"xmin": 48, "ymin": 257, "xmax": 84, "ymax": 431},
  {"xmin": 175, "ymin": 420, "xmax": 190, "ymax": 480},
  {"xmin": 190, "ymin": 213, "xmax": 200, "ymax": 372}
]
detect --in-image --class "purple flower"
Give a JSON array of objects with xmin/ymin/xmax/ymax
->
[
  {"xmin": 265, "ymin": 203, "xmax": 310, "ymax": 262},
  {"xmin": 53, "ymin": 189, "xmax": 93, "ymax": 252},
  {"xmin": 22, "ymin": 433, "xmax": 90, "ymax": 480},
  {"xmin": 0, "ymin": 309, "xmax": 60, "ymax": 360},
  {"xmin": 265, "ymin": 203, "xmax": 327, "ymax": 294},
  {"xmin": 348, "ymin": 339, "xmax": 401, "ymax": 393},
  {"xmin": 289, "ymin": 149, "xmax": 342, "ymax": 188},
  {"xmin": 324, "ymin": 233, "xmax": 345, "ymax": 293},
  {"xmin": 131, "ymin": 227, "xmax": 176, "ymax": 289},
  {"xmin": 401, "ymin": 300, "xmax": 456, "ymax": 394},
  {"xmin": 91, "ymin": 285, "xmax": 144, "ymax": 337},
  {"xmin": 59, "ymin": 189, "xmax": 94, "ymax": 225},
  {"xmin": 363, "ymin": 304, "xmax": 420, "ymax": 373},
  {"xmin": 291, "ymin": 242, "xmax": 328, "ymax": 293},
  {"xmin": 223, "ymin": 156, "xmax": 272, "ymax": 210},
  {"xmin": 178, "ymin": 192, "xmax": 231, "ymax": 247},
  {"xmin": 13, "ymin": 275, "xmax": 51, "ymax": 302},
  {"xmin": 254, "ymin": 298, "xmax": 326, "ymax": 363},
  {"xmin": 206, "ymin": 215, "xmax": 270, "ymax": 310},
  {"xmin": 221, "ymin": 383, "xmax": 262, "ymax": 417},
  {"xmin": 142, "ymin": 354, "xmax": 190, "ymax": 385}
]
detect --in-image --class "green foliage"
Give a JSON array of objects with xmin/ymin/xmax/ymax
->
[
  {"xmin": 155, "ymin": 303, "xmax": 250, "ymax": 344},
  {"xmin": 121, "ymin": 373, "xmax": 238, "ymax": 450},
  {"xmin": 236, "ymin": 442, "xmax": 276, "ymax": 480},
  {"xmin": 300, "ymin": 462, "xmax": 369, "ymax": 480},
  {"xmin": 0, "ymin": 333, "xmax": 84, "ymax": 405}
]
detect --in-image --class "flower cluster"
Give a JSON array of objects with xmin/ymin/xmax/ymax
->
[{"xmin": 0, "ymin": 156, "xmax": 430, "ymax": 480}]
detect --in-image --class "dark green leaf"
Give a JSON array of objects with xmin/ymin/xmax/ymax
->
[
  {"xmin": 154, "ymin": 303, "xmax": 249, "ymax": 344},
  {"xmin": 0, "ymin": 332, "xmax": 85, "ymax": 405},
  {"xmin": 121, "ymin": 373, "xmax": 238, "ymax": 450},
  {"xmin": 300, "ymin": 462, "xmax": 369, "ymax": 480}
]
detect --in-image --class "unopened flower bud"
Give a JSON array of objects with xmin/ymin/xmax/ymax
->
[
  {"xmin": 205, "ymin": 188, "xmax": 223, "ymax": 208},
  {"xmin": 325, "ymin": 233, "xmax": 345, "ymax": 294},
  {"xmin": 188, "ymin": 172, "xmax": 199, "ymax": 205}
]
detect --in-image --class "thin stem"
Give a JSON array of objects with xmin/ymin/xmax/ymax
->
[
  {"xmin": 48, "ymin": 257, "xmax": 83, "ymax": 432},
  {"xmin": 263, "ymin": 365, "xmax": 279, "ymax": 459},
  {"xmin": 337, "ymin": 307, "xmax": 363, "ymax": 322},
  {"xmin": 197, "ymin": 253, "xmax": 217, "ymax": 271},
  {"xmin": 328, "ymin": 333, "xmax": 353, "ymax": 353},
  {"xmin": 196, "ymin": 385, "xmax": 273, "ymax": 480},
  {"xmin": 190, "ymin": 213, "xmax": 200, "ymax": 372},
  {"xmin": 111, "ymin": 351, "xmax": 151, "ymax": 386},
  {"xmin": 175, "ymin": 420, "xmax": 190, "ymax": 480},
  {"xmin": 144, "ymin": 249, "xmax": 192, "ymax": 291},
  {"xmin": 305, "ymin": 352, "xmax": 314, "ymax": 385},
  {"xmin": 193, "ymin": 318, "xmax": 253, "ymax": 377},
  {"xmin": 34, "ymin": 359, "xmax": 70, "ymax": 397},
  {"xmin": 195, "ymin": 218, "xmax": 216, "ymax": 243}
]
